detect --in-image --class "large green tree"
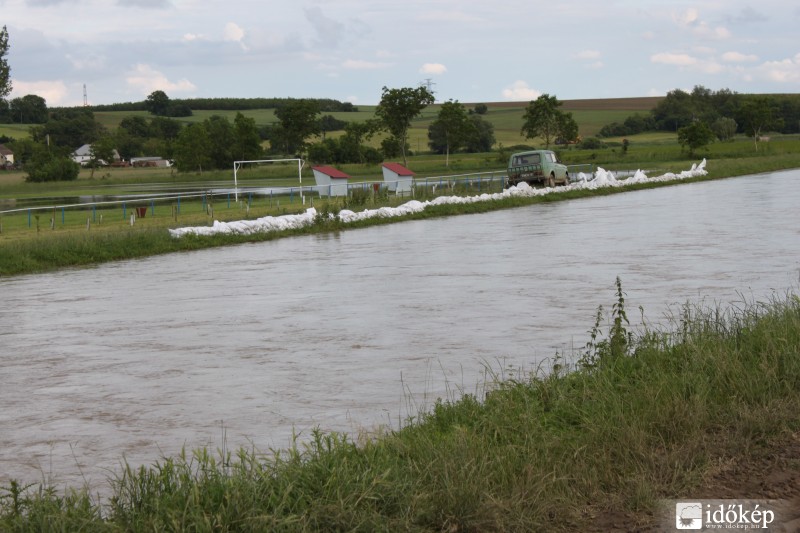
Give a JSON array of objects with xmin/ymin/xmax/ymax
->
[
  {"xmin": 375, "ymin": 86, "xmax": 434, "ymax": 166},
  {"xmin": 273, "ymin": 99, "xmax": 321, "ymax": 154},
  {"xmin": 677, "ymin": 121, "xmax": 716, "ymax": 156},
  {"xmin": 204, "ymin": 115, "xmax": 235, "ymax": 169},
  {"xmin": 9, "ymin": 94, "xmax": 48, "ymax": 124},
  {"xmin": 32, "ymin": 109, "xmax": 104, "ymax": 148},
  {"xmin": 739, "ymin": 96, "xmax": 782, "ymax": 151},
  {"xmin": 232, "ymin": 112, "xmax": 263, "ymax": 162},
  {"xmin": 174, "ymin": 123, "xmax": 212, "ymax": 172},
  {"xmin": 427, "ymin": 99, "xmax": 471, "ymax": 167},
  {"xmin": 0, "ymin": 26, "xmax": 11, "ymax": 103},
  {"xmin": 521, "ymin": 94, "xmax": 575, "ymax": 149},
  {"xmin": 145, "ymin": 90, "xmax": 171, "ymax": 116}
]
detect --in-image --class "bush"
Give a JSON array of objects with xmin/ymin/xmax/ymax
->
[
  {"xmin": 578, "ymin": 137, "xmax": 605, "ymax": 150},
  {"xmin": 25, "ymin": 156, "xmax": 80, "ymax": 182}
]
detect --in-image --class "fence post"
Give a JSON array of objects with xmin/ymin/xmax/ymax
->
[
  {"xmin": 123, "ymin": 203, "xmax": 126, "ymax": 219},
  {"xmin": 28, "ymin": 209, "xmax": 31, "ymax": 228},
  {"xmin": 151, "ymin": 199, "xmax": 155, "ymax": 216}
]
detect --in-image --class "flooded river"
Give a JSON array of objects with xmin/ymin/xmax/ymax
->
[{"xmin": 2, "ymin": 169, "xmax": 799, "ymax": 490}]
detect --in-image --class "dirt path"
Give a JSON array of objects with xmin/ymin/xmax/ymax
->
[{"xmin": 591, "ymin": 431, "xmax": 800, "ymax": 532}]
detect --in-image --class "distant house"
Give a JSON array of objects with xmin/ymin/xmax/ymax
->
[
  {"xmin": 311, "ymin": 165, "xmax": 350, "ymax": 197},
  {"xmin": 381, "ymin": 162, "xmax": 415, "ymax": 193},
  {"xmin": 71, "ymin": 144, "xmax": 121, "ymax": 166},
  {"xmin": 0, "ymin": 144, "xmax": 14, "ymax": 168}
]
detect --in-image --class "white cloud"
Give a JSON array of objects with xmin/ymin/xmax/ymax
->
[
  {"xmin": 722, "ymin": 51, "xmax": 759, "ymax": 63},
  {"xmin": 651, "ymin": 53, "xmax": 698, "ymax": 66},
  {"xmin": 673, "ymin": 8, "xmax": 730, "ymax": 40},
  {"xmin": 693, "ymin": 22, "xmax": 731, "ymax": 40},
  {"xmin": 502, "ymin": 81, "xmax": 541, "ymax": 101},
  {"xmin": 342, "ymin": 59, "xmax": 389, "ymax": 70},
  {"xmin": 420, "ymin": 63, "xmax": 447, "ymax": 75},
  {"xmin": 675, "ymin": 8, "xmax": 699, "ymax": 27},
  {"xmin": 125, "ymin": 64, "xmax": 197, "ymax": 95},
  {"xmin": 223, "ymin": 22, "xmax": 248, "ymax": 50},
  {"xmin": 575, "ymin": 50, "xmax": 601, "ymax": 60},
  {"xmin": 756, "ymin": 53, "xmax": 800, "ymax": 83},
  {"xmin": 9, "ymin": 79, "xmax": 69, "ymax": 105}
]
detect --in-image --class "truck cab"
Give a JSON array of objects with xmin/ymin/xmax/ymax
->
[{"xmin": 507, "ymin": 150, "xmax": 569, "ymax": 188}]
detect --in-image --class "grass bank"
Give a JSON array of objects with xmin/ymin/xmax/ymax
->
[
  {"xmin": 2, "ymin": 283, "xmax": 799, "ymax": 531},
  {"xmin": 3, "ymin": 152, "xmax": 800, "ymax": 278}
]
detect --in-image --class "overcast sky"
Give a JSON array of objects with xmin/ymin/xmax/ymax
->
[{"xmin": 2, "ymin": 0, "xmax": 799, "ymax": 107}]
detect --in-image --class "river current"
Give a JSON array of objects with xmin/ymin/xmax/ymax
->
[{"xmin": 1, "ymin": 169, "xmax": 799, "ymax": 489}]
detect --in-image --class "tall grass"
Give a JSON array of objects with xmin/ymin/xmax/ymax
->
[{"xmin": 2, "ymin": 284, "xmax": 799, "ymax": 531}]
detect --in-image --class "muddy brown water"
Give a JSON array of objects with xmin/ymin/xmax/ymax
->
[{"xmin": 2, "ymin": 169, "xmax": 799, "ymax": 491}]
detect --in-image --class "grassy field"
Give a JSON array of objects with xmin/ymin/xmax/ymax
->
[
  {"xmin": 1, "ymin": 282, "xmax": 798, "ymax": 531},
  {"xmin": 50, "ymin": 96, "xmax": 667, "ymax": 154}
]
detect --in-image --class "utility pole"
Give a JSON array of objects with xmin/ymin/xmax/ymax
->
[
  {"xmin": 420, "ymin": 78, "xmax": 436, "ymax": 100},
  {"xmin": 83, "ymin": 84, "xmax": 88, "ymax": 107}
]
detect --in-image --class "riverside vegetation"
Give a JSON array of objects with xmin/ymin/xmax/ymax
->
[
  {"xmin": 2, "ymin": 123, "xmax": 800, "ymax": 529},
  {"xmin": 2, "ymin": 134, "xmax": 800, "ymax": 277},
  {"xmin": 1, "ymin": 280, "xmax": 799, "ymax": 531}
]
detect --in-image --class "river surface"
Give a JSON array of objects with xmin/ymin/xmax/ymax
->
[{"xmin": 2, "ymin": 169, "xmax": 799, "ymax": 490}]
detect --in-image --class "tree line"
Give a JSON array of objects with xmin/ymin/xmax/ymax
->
[{"xmin": 598, "ymin": 86, "xmax": 800, "ymax": 139}]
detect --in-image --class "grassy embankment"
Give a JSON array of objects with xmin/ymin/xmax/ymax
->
[
  {"xmin": 2, "ymin": 281, "xmax": 799, "ymax": 531},
  {"xmin": 2, "ymin": 137, "xmax": 800, "ymax": 278}
]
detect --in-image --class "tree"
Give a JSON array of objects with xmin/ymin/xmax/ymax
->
[
  {"xmin": 677, "ymin": 121, "xmax": 715, "ymax": 156},
  {"xmin": 521, "ymin": 94, "xmax": 569, "ymax": 149},
  {"xmin": 711, "ymin": 117, "xmax": 737, "ymax": 141},
  {"xmin": 0, "ymin": 26, "xmax": 11, "ymax": 103},
  {"xmin": 319, "ymin": 114, "xmax": 347, "ymax": 139},
  {"xmin": 274, "ymin": 99, "xmax": 321, "ymax": 154},
  {"xmin": 375, "ymin": 86, "xmax": 434, "ymax": 166},
  {"xmin": 173, "ymin": 123, "xmax": 212, "ymax": 172},
  {"xmin": 739, "ymin": 96, "xmax": 781, "ymax": 151},
  {"xmin": 427, "ymin": 100, "xmax": 471, "ymax": 167},
  {"xmin": 232, "ymin": 112, "xmax": 263, "ymax": 161},
  {"xmin": 204, "ymin": 115, "xmax": 235, "ymax": 169},
  {"xmin": 464, "ymin": 115, "xmax": 496, "ymax": 153},
  {"xmin": 145, "ymin": 90, "xmax": 171, "ymax": 116},
  {"xmin": 556, "ymin": 112, "xmax": 579, "ymax": 144},
  {"xmin": 88, "ymin": 135, "xmax": 117, "ymax": 177},
  {"xmin": 472, "ymin": 103, "xmax": 488, "ymax": 115},
  {"xmin": 25, "ymin": 153, "xmax": 80, "ymax": 182},
  {"xmin": 9, "ymin": 94, "xmax": 48, "ymax": 124},
  {"xmin": 32, "ymin": 108, "xmax": 104, "ymax": 148}
]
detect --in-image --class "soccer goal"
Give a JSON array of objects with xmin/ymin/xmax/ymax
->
[{"xmin": 232, "ymin": 158, "xmax": 305, "ymax": 201}]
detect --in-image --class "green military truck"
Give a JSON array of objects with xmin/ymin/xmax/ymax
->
[{"xmin": 506, "ymin": 149, "xmax": 570, "ymax": 188}]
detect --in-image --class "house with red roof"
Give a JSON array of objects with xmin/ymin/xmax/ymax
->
[
  {"xmin": 311, "ymin": 165, "xmax": 350, "ymax": 197},
  {"xmin": 381, "ymin": 162, "xmax": 414, "ymax": 193}
]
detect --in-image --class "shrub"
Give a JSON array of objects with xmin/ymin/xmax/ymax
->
[{"xmin": 25, "ymin": 156, "xmax": 80, "ymax": 182}]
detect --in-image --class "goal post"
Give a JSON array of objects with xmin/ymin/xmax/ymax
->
[{"xmin": 232, "ymin": 158, "xmax": 305, "ymax": 202}]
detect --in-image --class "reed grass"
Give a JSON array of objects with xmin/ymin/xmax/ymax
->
[{"xmin": 2, "ymin": 284, "xmax": 798, "ymax": 531}]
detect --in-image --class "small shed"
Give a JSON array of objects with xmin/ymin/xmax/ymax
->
[
  {"xmin": 0, "ymin": 144, "xmax": 14, "ymax": 167},
  {"xmin": 311, "ymin": 165, "xmax": 351, "ymax": 197},
  {"xmin": 381, "ymin": 163, "xmax": 414, "ymax": 193}
]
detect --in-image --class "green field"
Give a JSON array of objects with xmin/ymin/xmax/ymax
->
[{"xmin": 46, "ymin": 96, "xmax": 667, "ymax": 154}]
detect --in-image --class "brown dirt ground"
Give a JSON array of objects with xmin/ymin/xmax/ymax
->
[{"xmin": 590, "ymin": 431, "xmax": 800, "ymax": 532}]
